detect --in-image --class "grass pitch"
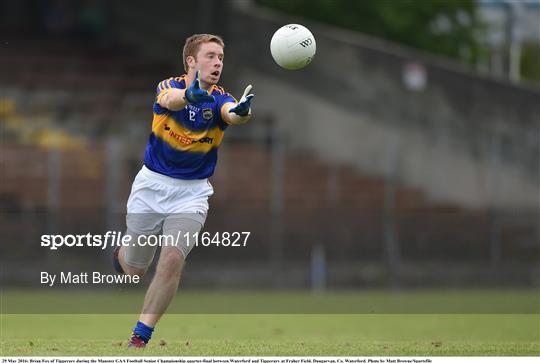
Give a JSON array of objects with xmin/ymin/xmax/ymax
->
[{"xmin": 1, "ymin": 290, "xmax": 539, "ymax": 356}]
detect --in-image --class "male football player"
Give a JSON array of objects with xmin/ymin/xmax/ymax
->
[{"xmin": 112, "ymin": 34, "xmax": 254, "ymax": 347}]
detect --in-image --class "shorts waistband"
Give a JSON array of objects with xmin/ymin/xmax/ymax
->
[{"xmin": 140, "ymin": 165, "xmax": 208, "ymax": 186}]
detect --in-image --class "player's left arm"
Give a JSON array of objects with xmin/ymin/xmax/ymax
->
[{"xmin": 221, "ymin": 85, "xmax": 254, "ymax": 125}]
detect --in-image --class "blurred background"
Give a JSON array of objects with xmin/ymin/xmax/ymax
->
[{"xmin": 0, "ymin": 0, "xmax": 539, "ymax": 294}]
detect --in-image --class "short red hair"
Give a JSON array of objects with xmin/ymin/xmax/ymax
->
[{"xmin": 182, "ymin": 34, "xmax": 225, "ymax": 72}]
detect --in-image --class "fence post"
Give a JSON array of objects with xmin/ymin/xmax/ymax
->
[
  {"xmin": 488, "ymin": 131, "xmax": 502, "ymax": 272},
  {"xmin": 311, "ymin": 243, "xmax": 326, "ymax": 293},
  {"xmin": 105, "ymin": 138, "xmax": 123, "ymax": 234},
  {"xmin": 384, "ymin": 134, "xmax": 401, "ymax": 286},
  {"xmin": 47, "ymin": 147, "xmax": 61, "ymax": 233},
  {"xmin": 270, "ymin": 118, "xmax": 285, "ymax": 288}
]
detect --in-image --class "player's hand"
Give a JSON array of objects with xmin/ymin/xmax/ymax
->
[
  {"xmin": 185, "ymin": 71, "xmax": 215, "ymax": 104},
  {"xmin": 229, "ymin": 85, "xmax": 254, "ymax": 116}
]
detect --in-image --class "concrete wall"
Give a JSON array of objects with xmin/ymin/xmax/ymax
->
[{"xmin": 249, "ymin": 70, "xmax": 538, "ymax": 209}]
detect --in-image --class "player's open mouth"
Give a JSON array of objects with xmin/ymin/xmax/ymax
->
[{"xmin": 211, "ymin": 71, "xmax": 220, "ymax": 77}]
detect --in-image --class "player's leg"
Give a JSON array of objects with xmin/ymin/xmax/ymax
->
[
  {"xmin": 115, "ymin": 230, "xmax": 157, "ymax": 276},
  {"xmin": 126, "ymin": 172, "xmax": 212, "ymax": 347},
  {"xmin": 114, "ymin": 212, "xmax": 163, "ymax": 276},
  {"xmin": 138, "ymin": 246, "xmax": 185, "ymax": 323},
  {"xmin": 129, "ymin": 215, "xmax": 202, "ymax": 347},
  {"xmin": 128, "ymin": 245, "xmax": 185, "ymax": 348},
  {"xmin": 115, "ymin": 166, "xmax": 165, "ymax": 276},
  {"xmin": 137, "ymin": 215, "xmax": 202, "ymax": 328}
]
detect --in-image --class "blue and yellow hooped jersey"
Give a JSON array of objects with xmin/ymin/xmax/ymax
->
[{"xmin": 143, "ymin": 75, "xmax": 236, "ymax": 179}]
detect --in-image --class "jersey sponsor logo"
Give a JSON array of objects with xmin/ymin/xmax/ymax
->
[
  {"xmin": 202, "ymin": 108, "xmax": 213, "ymax": 120},
  {"xmin": 164, "ymin": 124, "xmax": 193, "ymax": 144},
  {"xmin": 196, "ymin": 137, "xmax": 214, "ymax": 144},
  {"xmin": 163, "ymin": 124, "xmax": 214, "ymax": 145}
]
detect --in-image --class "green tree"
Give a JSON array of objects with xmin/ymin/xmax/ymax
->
[{"xmin": 521, "ymin": 43, "xmax": 540, "ymax": 82}]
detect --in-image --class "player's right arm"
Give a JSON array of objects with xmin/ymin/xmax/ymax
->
[
  {"xmin": 157, "ymin": 71, "xmax": 215, "ymax": 111},
  {"xmin": 157, "ymin": 87, "xmax": 188, "ymax": 111}
]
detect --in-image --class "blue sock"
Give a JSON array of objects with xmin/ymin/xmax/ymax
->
[{"xmin": 133, "ymin": 321, "xmax": 154, "ymax": 343}]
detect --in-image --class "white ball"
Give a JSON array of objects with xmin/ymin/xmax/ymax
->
[{"xmin": 270, "ymin": 24, "xmax": 316, "ymax": 70}]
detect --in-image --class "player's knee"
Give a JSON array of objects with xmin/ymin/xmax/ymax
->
[{"xmin": 157, "ymin": 248, "xmax": 184, "ymax": 276}]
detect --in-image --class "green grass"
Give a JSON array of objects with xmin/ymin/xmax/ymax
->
[
  {"xmin": 1, "ymin": 291, "xmax": 539, "ymax": 356},
  {"xmin": 2, "ymin": 289, "xmax": 538, "ymax": 314}
]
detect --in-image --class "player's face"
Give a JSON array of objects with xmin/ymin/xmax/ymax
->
[{"xmin": 194, "ymin": 42, "xmax": 224, "ymax": 86}]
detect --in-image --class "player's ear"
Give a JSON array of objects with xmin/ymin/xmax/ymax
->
[{"xmin": 186, "ymin": 55, "xmax": 196, "ymax": 69}]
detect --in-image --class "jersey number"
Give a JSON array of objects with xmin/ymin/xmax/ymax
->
[{"xmin": 189, "ymin": 110, "xmax": 196, "ymax": 121}]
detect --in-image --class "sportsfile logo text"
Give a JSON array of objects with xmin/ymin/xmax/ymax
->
[{"xmin": 40, "ymin": 231, "xmax": 250, "ymax": 251}]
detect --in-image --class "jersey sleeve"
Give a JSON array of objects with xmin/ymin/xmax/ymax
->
[
  {"xmin": 217, "ymin": 92, "xmax": 237, "ymax": 128},
  {"xmin": 153, "ymin": 78, "xmax": 183, "ymax": 114}
]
